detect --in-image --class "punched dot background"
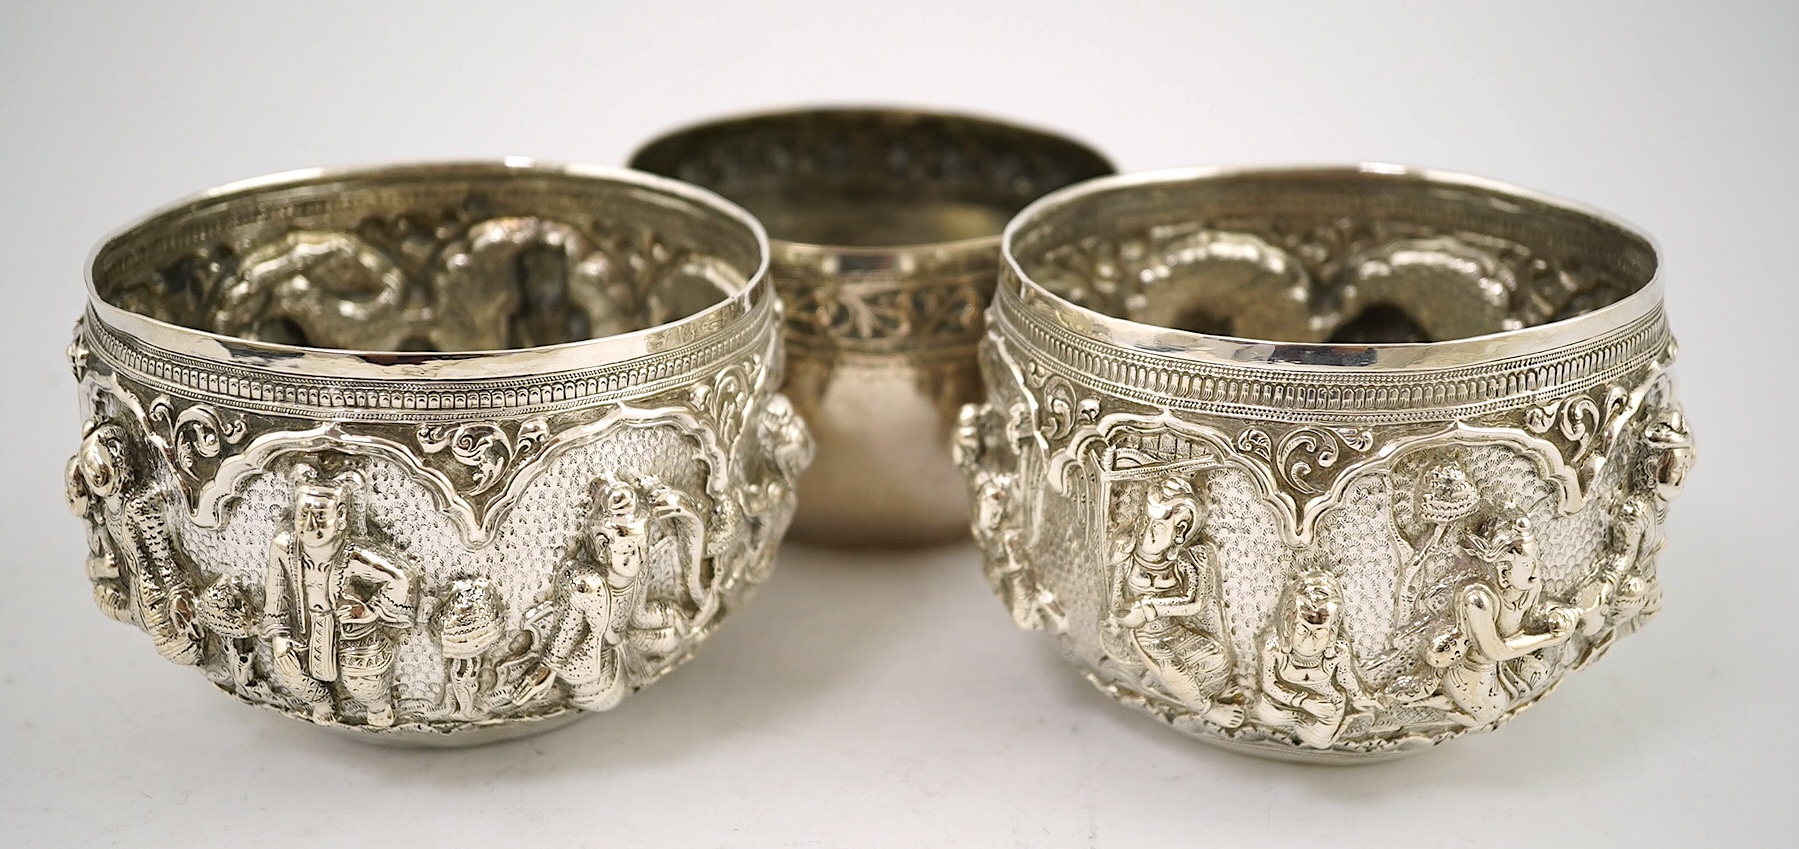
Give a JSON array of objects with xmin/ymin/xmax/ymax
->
[
  {"xmin": 172, "ymin": 425, "xmax": 709, "ymax": 708},
  {"xmin": 1031, "ymin": 433, "xmax": 1624, "ymax": 689}
]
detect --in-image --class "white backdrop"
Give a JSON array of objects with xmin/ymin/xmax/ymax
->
[{"xmin": 2, "ymin": 3, "xmax": 1793, "ymax": 846}]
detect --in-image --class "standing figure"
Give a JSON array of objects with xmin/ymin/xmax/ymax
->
[
  {"xmin": 972, "ymin": 473, "xmax": 1064, "ymax": 632},
  {"xmin": 949, "ymin": 402, "xmax": 989, "ymax": 476},
  {"xmin": 735, "ymin": 395, "xmax": 813, "ymax": 584},
  {"xmin": 1250, "ymin": 569, "xmax": 1382, "ymax": 749},
  {"xmin": 540, "ymin": 474, "xmax": 652, "ymax": 712},
  {"xmin": 1573, "ymin": 495, "xmax": 1663, "ymax": 663},
  {"xmin": 1642, "ymin": 405, "xmax": 1694, "ymax": 509},
  {"xmin": 1108, "ymin": 476, "xmax": 1245, "ymax": 729},
  {"xmin": 761, "ymin": 395, "xmax": 814, "ymax": 498},
  {"xmin": 263, "ymin": 465, "xmax": 418, "ymax": 727},
  {"xmin": 67, "ymin": 452, "xmax": 130, "ymax": 625},
  {"xmin": 628, "ymin": 477, "xmax": 708, "ymax": 659},
  {"xmin": 68, "ymin": 422, "xmax": 200, "ymax": 665},
  {"xmin": 1424, "ymin": 507, "xmax": 1577, "ymax": 727},
  {"xmin": 433, "ymin": 576, "xmax": 507, "ymax": 720}
]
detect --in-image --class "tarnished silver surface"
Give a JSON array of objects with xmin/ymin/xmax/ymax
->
[
  {"xmin": 630, "ymin": 109, "xmax": 1114, "ymax": 546},
  {"xmin": 68, "ymin": 161, "xmax": 811, "ymax": 744},
  {"xmin": 957, "ymin": 165, "xmax": 1693, "ymax": 760}
]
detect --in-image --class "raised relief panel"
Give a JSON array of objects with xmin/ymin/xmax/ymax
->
[{"xmin": 970, "ymin": 200, "xmax": 1685, "ymax": 756}]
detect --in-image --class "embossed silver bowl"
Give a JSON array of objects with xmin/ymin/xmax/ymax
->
[
  {"xmin": 630, "ymin": 109, "xmax": 1114, "ymax": 546},
  {"xmin": 68, "ymin": 161, "xmax": 812, "ymax": 744},
  {"xmin": 957, "ymin": 165, "xmax": 1693, "ymax": 760}
]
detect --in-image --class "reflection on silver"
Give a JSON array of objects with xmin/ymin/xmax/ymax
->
[
  {"xmin": 631, "ymin": 108, "xmax": 1114, "ymax": 546},
  {"xmin": 69, "ymin": 161, "xmax": 809, "ymax": 744},
  {"xmin": 959, "ymin": 165, "xmax": 1692, "ymax": 760}
]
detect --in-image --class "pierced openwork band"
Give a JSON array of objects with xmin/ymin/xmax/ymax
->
[
  {"xmin": 956, "ymin": 165, "xmax": 1693, "ymax": 760},
  {"xmin": 68, "ymin": 162, "xmax": 812, "ymax": 744}
]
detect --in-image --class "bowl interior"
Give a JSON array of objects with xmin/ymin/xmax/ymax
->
[
  {"xmin": 630, "ymin": 110, "xmax": 1116, "ymax": 249},
  {"xmin": 91, "ymin": 164, "xmax": 764, "ymax": 353},
  {"xmin": 1009, "ymin": 168, "xmax": 1658, "ymax": 345}
]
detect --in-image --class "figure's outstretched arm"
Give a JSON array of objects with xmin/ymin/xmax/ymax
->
[
  {"xmin": 1147, "ymin": 599, "xmax": 1209, "ymax": 618},
  {"xmin": 1458, "ymin": 585, "xmax": 1570, "ymax": 661}
]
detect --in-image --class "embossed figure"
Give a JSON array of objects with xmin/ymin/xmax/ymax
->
[
  {"xmin": 1423, "ymin": 508, "xmax": 1578, "ymax": 727},
  {"xmin": 1643, "ymin": 405, "xmax": 1694, "ymax": 507},
  {"xmin": 958, "ymin": 402, "xmax": 1062, "ymax": 632},
  {"xmin": 67, "ymin": 422, "xmax": 201, "ymax": 665},
  {"xmin": 263, "ymin": 466, "xmax": 418, "ymax": 726},
  {"xmin": 542, "ymin": 566, "xmax": 629, "ymax": 712},
  {"xmin": 1109, "ymin": 476, "xmax": 1245, "ymax": 728},
  {"xmin": 66, "ymin": 452, "xmax": 130, "ymax": 625},
  {"xmin": 744, "ymin": 395, "xmax": 812, "ymax": 516},
  {"xmin": 433, "ymin": 576, "xmax": 507, "ymax": 719},
  {"xmin": 195, "ymin": 576, "xmax": 262, "ymax": 690},
  {"xmin": 1573, "ymin": 495, "xmax": 1663, "ymax": 659},
  {"xmin": 538, "ymin": 475, "xmax": 652, "ymax": 711},
  {"xmin": 735, "ymin": 395, "xmax": 813, "ymax": 583},
  {"xmin": 973, "ymin": 473, "xmax": 1064, "ymax": 632},
  {"xmin": 1250, "ymin": 569, "xmax": 1381, "ymax": 749},
  {"xmin": 623, "ymin": 476, "xmax": 707, "ymax": 660},
  {"xmin": 950, "ymin": 402, "xmax": 988, "ymax": 473}
]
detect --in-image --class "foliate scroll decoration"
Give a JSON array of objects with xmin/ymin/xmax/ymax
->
[
  {"xmin": 977, "ymin": 328, "xmax": 1689, "ymax": 755},
  {"xmin": 148, "ymin": 396, "xmax": 249, "ymax": 484},
  {"xmin": 688, "ymin": 357, "xmax": 762, "ymax": 452},
  {"xmin": 87, "ymin": 367, "xmax": 752, "ymax": 550},
  {"xmin": 781, "ymin": 270, "xmax": 987, "ymax": 351},
  {"xmin": 68, "ymin": 324, "xmax": 808, "ymax": 734},
  {"xmin": 1233, "ymin": 425, "xmax": 1376, "ymax": 496},
  {"xmin": 1521, "ymin": 382, "xmax": 1635, "ymax": 495},
  {"xmin": 415, "ymin": 420, "xmax": 550, "ymax": 497}
]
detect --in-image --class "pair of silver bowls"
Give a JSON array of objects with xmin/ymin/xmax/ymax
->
[{"xmin": 67, "ymin": 108, "xmax": 1692, "ymax": 761}]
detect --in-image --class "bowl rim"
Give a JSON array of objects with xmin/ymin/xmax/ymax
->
[
  {"xmin": 997, "ymin": 162, "xmax": 1666, "ymax": 373},
  {"xmin": 626, "ymin": 104, "xmax": 1118, "ymax": 258},
  {"xmin": 84, "ymin": 158, "xmax": 774, "ymax": 382}
]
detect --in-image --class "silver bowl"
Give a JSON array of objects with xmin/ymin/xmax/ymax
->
[
  {"xmin": 958, "ymin": 165, "xmax": 1693, "ymax": 760},
  {"xmin": 630, "ymin": 108, "xmax": 1114, "ymax": 546},
  {"xmin": 68, "ymin": 161, "xmax": 811, "ymax": 744}
]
